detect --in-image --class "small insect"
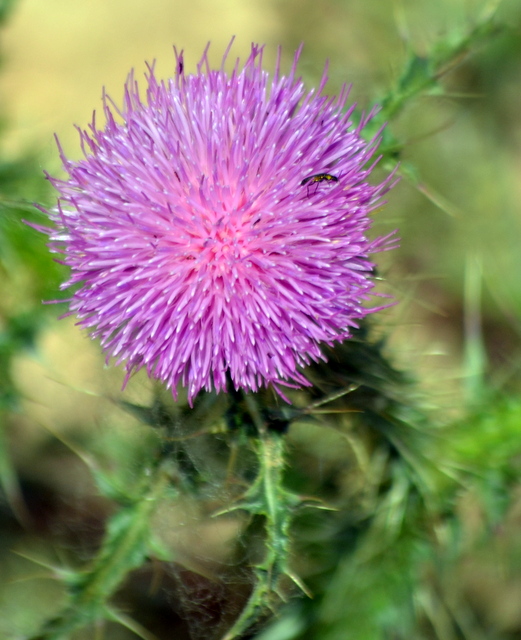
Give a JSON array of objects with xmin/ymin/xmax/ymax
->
[{"xmin": 301, "ymin": 173, "xmax": 339, "ymax": 195}]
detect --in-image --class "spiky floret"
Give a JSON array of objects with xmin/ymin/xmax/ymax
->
[{"xmin": 42, "ymin": 42, "xmax": 398, "ymax": 403}]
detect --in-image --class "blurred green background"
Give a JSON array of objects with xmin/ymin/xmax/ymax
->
[{"xmin": 2, "ymin": 0, "xmax": 521, "ymax": 639}]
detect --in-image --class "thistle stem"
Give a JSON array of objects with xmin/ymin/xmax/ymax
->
[
  {"xmin": 30, "ymin": 461, "xmax": 173, "ymax": 640},
  {"xmin": 222, "ymin": 430, "xmax": 300, "ymax": 640}
]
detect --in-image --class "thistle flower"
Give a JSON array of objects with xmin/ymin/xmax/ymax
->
[{"xmin": 42, "ymin": 42, "xmax": 397, "ymax": 403}]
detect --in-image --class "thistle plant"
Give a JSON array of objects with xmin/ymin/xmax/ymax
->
[
  {"xmin": 1, "ymin": 3, "xmax": 517, "ymax": 640},
  {"xmin": 28, "ymin": 41, "xmax": 398, "ymax": 638}
]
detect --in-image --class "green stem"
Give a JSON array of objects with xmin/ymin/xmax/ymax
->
[
  {"xmin": 380, "ymin": 8, "xmax": 501, "ymax": 122},
  {"xmin": 32, "ymin": 462, "xmax": 172, "ymax": 640},
  {"xmin": 222, "ymin": 432, "xmax": 300, "ymax": 640}
]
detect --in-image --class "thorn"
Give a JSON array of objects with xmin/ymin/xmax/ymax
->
[{"xmin": 286, "ymin": 570, "xmax": 313, "ymax": 598}]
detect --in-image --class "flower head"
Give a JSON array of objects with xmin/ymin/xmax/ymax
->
[{"xmin": 43, "ymin": 42, "xmax": 397, "ymax": 403}]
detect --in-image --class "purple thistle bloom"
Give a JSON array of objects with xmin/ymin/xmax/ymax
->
[{"xmin": 42, "ymin": 42, "xmax": 398, "ymax": 403}]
